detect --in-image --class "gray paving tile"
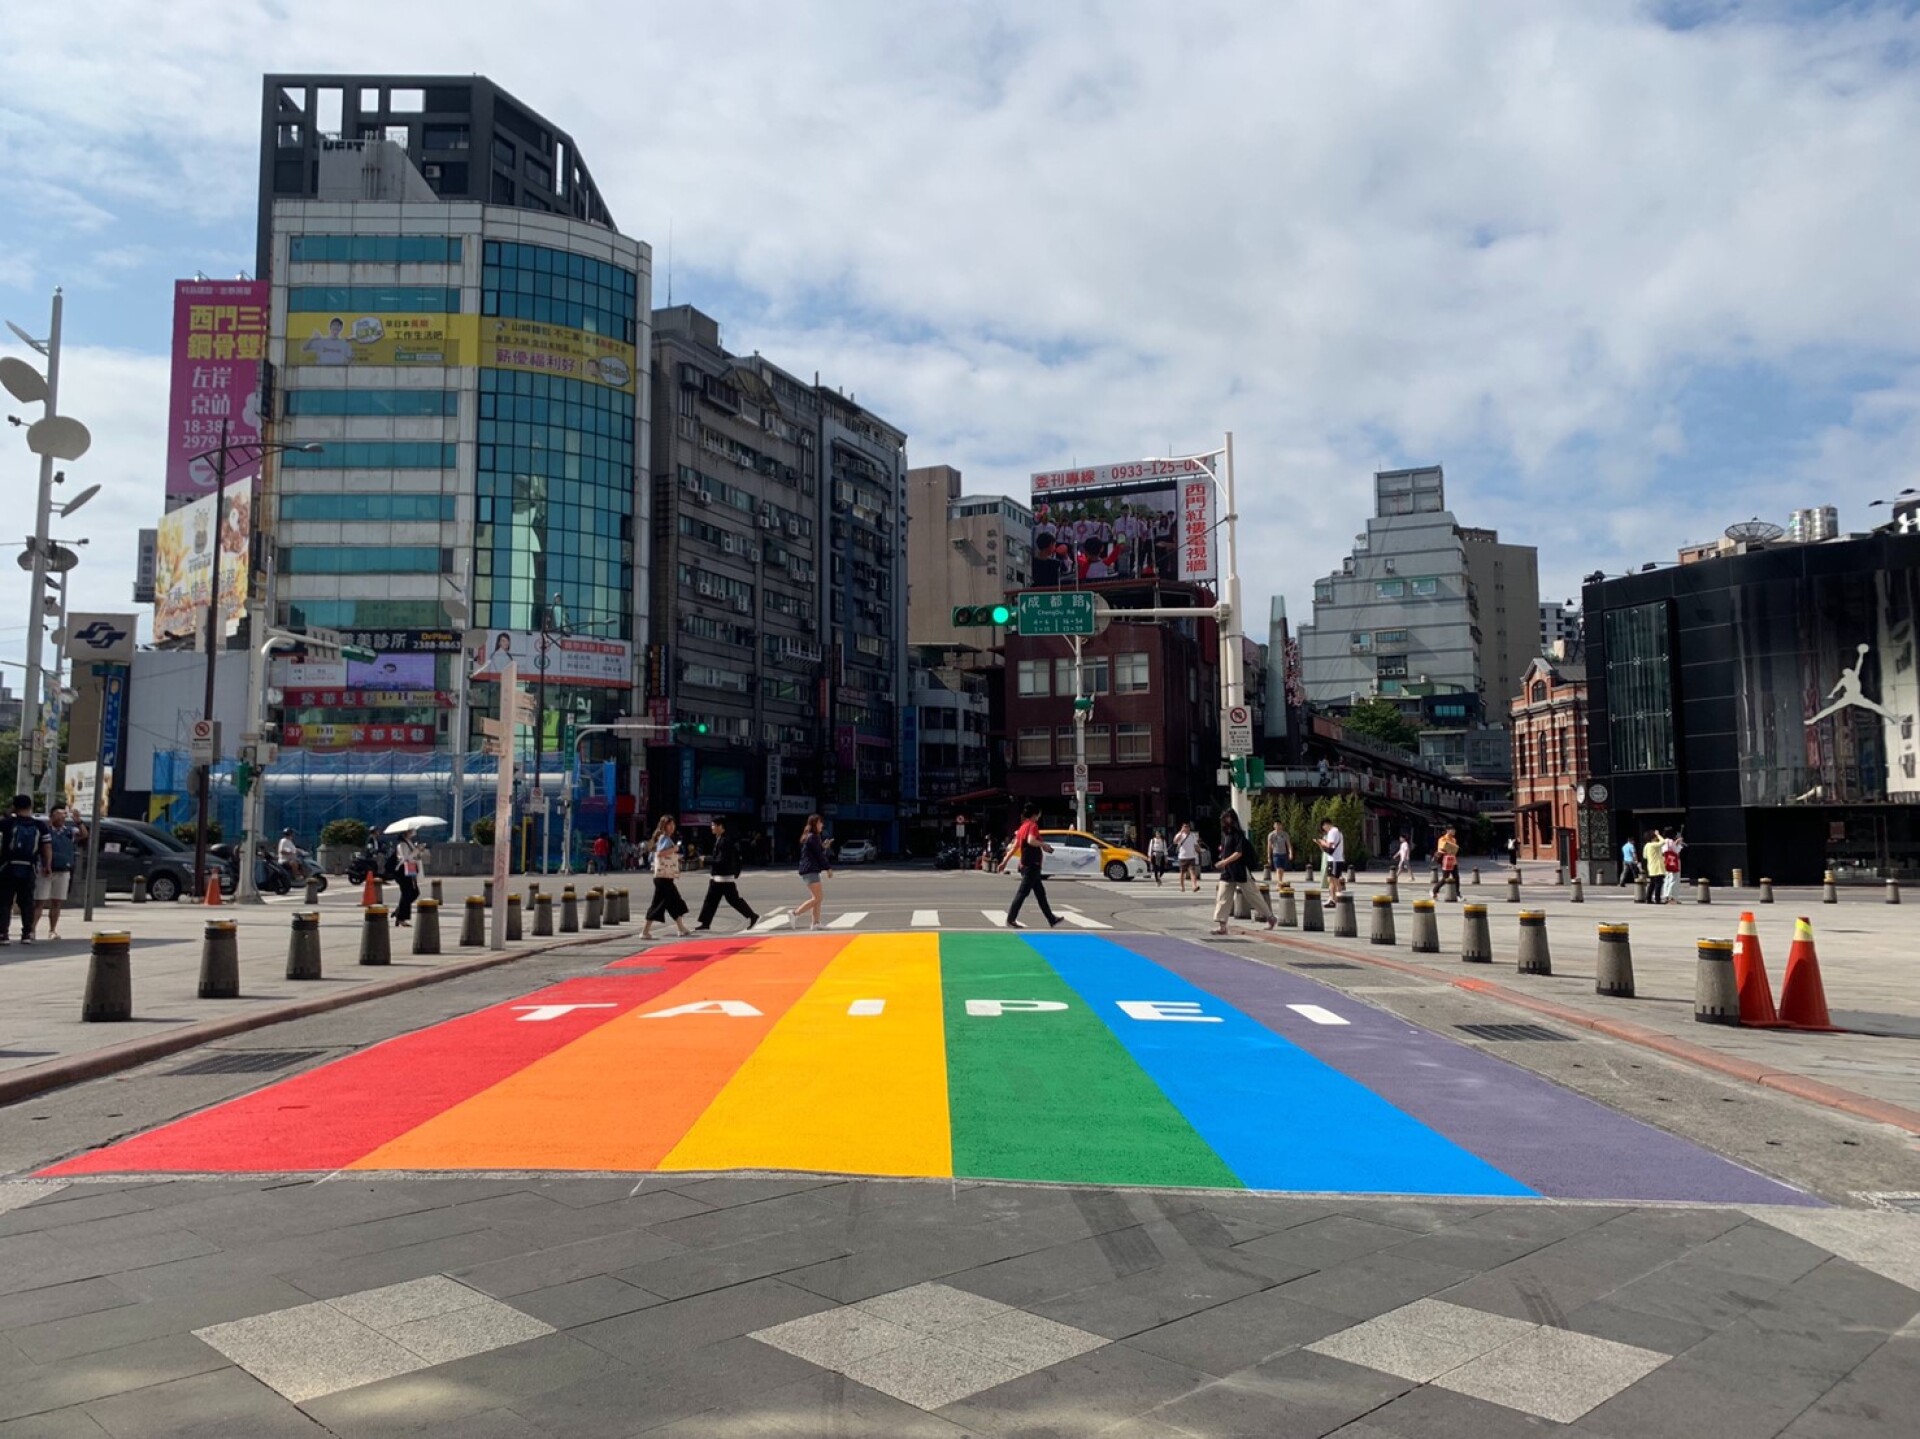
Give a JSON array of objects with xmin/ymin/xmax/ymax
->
[
  {"xmin": 1274, "ymin": 1251, "xmax": 1476, "ymax": 1322},
  {"xmin": 0, "ymin": 1410, "xmax": 109, "ymax": 1437},
  {"xmin": 1564, "ymin": 1297, "xmax": 1715, "ymax": 1357},
  {"xmin": 1435, "ymin": 1325, "xmax": 1667, "ymax": 1424},
  {"xmin": 1742, "ymin": 1205, "xmax": 1920, "ymax": 1292},
  {"xmin": 666, "ymin": 1175, "xmax": 848, "ymax": 1207},
  {"xmin": 572, "ymin": 1276, "xmax": 836, "ymax": 1363},
  {"xmin": 1684, "ymin": 1219, "xmax": 1835, "ymax": 1285},
  {"xmin": 0, "ymin": 1333, "xmax": 229, "ymax": 1423},
  {"xmin": 1752, "ymin": 1257, "xmax": 1920, "ymax": 1336},
  {"xmin": 0, "ymin": 1235, "xmax": 114, "ymax": 1298},
  {"xmin": 0, "ymin": 1189, "xmax": 150, "ymax": 1237},
  {"xmin": 649, "ymin": 1370, "xmax": 974, "ymax": 1437},
  {"xmin": 648, "ymin": 1189, "xmax": 850, "ymax": 1248},
  {"xmin": 1028, "ymin": 1254, "xmax": 1277, "ymax": 1339},
  {"xmin": 1307, "ymin": 1298, "xmax": 1537, "ymax": 1382},
  {"xmin": 381, "ymin": 1303, "xmax": 553, "ymax": 1365},
  {"xmin": 1124, "ymin": 1287, "xmax": 1354, "ymax": 1377},
  {"xmin": 0, "ymin": 1279, "xmax": 136, "ymax": 1335},
  {"xmin": 751, "ymin": 1305, "xmax": 922, "ymax": 1368},
  {"xmin": 0, "ymin": 1184, "xmax": 69, "ymax": 1222},
  {"xmin": 854, "ymin": 1281, "xmax": 1010, "ymax": 1334},
  {"xmin": 835, "ymin": 1333, "xmax": 1024, "ymax": 1411},
  {"xmin": 1233, "ymin": 1214, "xmax": 1432, "ymax": 1270},
  {"xmin": 326, "ymin": 1275, "xmax": 487, "ymax": 1330},
  {"xmin": 82, "ymin": 1367, "xmax": 326, "ymax": 1437},
  {"xmin": 501, "ymin": 1274, "xmax": 663, "ymax": 1329},
  {"xmin": 1432, "ymin": 1204, "xmax": 1629, "ymax": 1245},
  {"xmin": 191, "ymin": 1302, "xmax": 420, "ymax": 1404},
  {"xmin": 945, "ymin": 1308, "xmax": 1108, "ymax": 1371},
  {"xmin": 391, "ymin": 1409, "xmax": 548, "ymax": 1439},
  {"xmin": 617, "ymin": 1224, "xmax": 853, "ymax": 1300},
  {"xmin": 11, "ymin": 1277, "xmax": 315, "ymax": 1365},
  {"xmin": 1364, "ymin": 1380, "xmax": 1571, "ymax": 1438},
  {"xmin": 274, "ymin": 1226, "xmax": 538, "ymax": 1301},
  {"xmin": 1600, "ymin": 1258, "xmax": 1791, "ymax": 1332},
  {"xmin": 509, "ymin": 1335, "xmax": 813, "ymax": 1438},
  {"xmin": 1160, "ymin": 1349, "xmax": 1419, "ymax": 1438},
  {"xmin": 936, "ymin": 1340, "xmax": 1210, "ymax": 1434},
  {"xmin": 1776, "ymin": 1332, "xmax": 1920, "ymax": 1439},
  {"xmin": 448, "ymin": 1225, "xmax": 688, "ymax": 1298}
]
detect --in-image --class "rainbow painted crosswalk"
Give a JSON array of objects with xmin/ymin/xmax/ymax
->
[{"xmin": 39, "ymin": 932, "xmax": 1814, "ymax": 1205}]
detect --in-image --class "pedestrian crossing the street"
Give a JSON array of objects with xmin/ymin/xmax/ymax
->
[{"xmin": 665, "ymin": 908, "xmax": 1111, "ymax": 935}]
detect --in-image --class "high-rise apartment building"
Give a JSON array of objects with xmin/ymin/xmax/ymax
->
[
  {"xmin": 260, "ymin": 86, "xmax": 649, "ymax": 852},
  {"xmin": 904, "ymin": 466, "xmax": 1033, "ymax": 650},
  {"xmin": 1461, "ymin": 525, "xmax": 1541, "ymax": 715},
  {"xmin": 1539, "ymin": 601, "xmax": 1581, "ymax": 658}
]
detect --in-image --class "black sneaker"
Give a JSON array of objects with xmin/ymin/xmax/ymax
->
[
  {"xmin": 1006, "ymin": 919, "xmax": 1022, "ymax": 929},
  {"xmin": 746, "ymin": 915, "xmax": 760, "ymax": 929},
  {"xmin": 1047, "ymin": 916, "xmax": 1063, "ymax": 928},
  {"xmin": 19, "ymin": 935, "xmax": 31, "ymax": 945}
]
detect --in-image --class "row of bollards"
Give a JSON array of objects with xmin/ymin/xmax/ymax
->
[{"xmin": 86, "ymin": 884, "xmax": 640, "ymax": 1023}]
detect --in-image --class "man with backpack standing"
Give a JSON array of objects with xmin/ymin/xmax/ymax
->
[
  {"xmin": 0, "ymin": 795, "xmax": 51, "ymax": 946},
  {"xmin": 1213, "ymin": 812, "xmax": 1276, "ymax": 935}
]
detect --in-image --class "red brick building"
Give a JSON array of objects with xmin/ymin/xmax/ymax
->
[
  {"xmin": 1509, "ymin": 655, "xmax": 1588, "ymax": 865},
  {"xmin": 1002, "ymin": 581, "xmax": 1221, "ymax": 846}
]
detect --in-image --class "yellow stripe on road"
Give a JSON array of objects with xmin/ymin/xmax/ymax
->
[{"xmin": 662, "ymin": 933, "xmax": 951, "ymax": 1177}]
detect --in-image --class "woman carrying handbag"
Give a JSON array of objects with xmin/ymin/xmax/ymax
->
[
  {"xmin": 794, "ymin": 814, "xmax": 833, "ymax": 929},
  {"xmin": 641, "ymin": 816, "xmax": 693, "ymax": 939}
]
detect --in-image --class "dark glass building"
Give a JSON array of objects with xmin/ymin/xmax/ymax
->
[{"xmin": 1583, "ymin": 531, "xmax": 1920, "ymax": 884}]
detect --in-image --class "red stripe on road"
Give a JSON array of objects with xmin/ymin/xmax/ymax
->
[{"xmin": 38, "ymin": 969, "xmax": 706, "ymax": 1176}]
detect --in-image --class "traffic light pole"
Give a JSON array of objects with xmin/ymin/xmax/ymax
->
[
  {"xmin": 1072, "ymin": 635, "xmax": 1088, "ymax": 831},
  {"xmin": 488, "ymin": 657, "xmax": 519, "ymax": 950}
]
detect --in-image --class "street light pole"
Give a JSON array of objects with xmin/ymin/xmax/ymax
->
[
  {"xmin": 9, "ymin": 291, "xmax": 65, "ymax": 792},
  {"xmin": 193, "ymin": 419, "xmax": 231, "ymax": 898}
]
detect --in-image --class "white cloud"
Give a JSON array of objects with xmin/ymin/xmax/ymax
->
[{"xmin": 1, "ymin": 0, "xmax": 1917, "ymax": 621}]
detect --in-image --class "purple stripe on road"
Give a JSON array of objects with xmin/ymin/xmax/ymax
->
[{"xmin": 1129, "ymin": 935, "xmax": 1818, "ymax": 1206}]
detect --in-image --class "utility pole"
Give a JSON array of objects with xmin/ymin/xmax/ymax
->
[
  {"xmin": 1218, "ymin": 433, "xmax": 1251, "ymax": 828},
  {"xmin": 1072, "ymin": 634, "xmax": 1088, "ymax": 831},
  {"xmin": 13, "ymin": 291, "xmax": 65, "ymax": 793}
]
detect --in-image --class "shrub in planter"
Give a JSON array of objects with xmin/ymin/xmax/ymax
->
[
  {"xmin": 470, "ymin": 817, "xmax": 495, "ymax": 846},
  {"xmin": 173, "ymin": 820, "xmax": 221, "ymax": 845},
  {"xmin": 319, "ymin": 818, "xmax": 370, "ymax": 848}
]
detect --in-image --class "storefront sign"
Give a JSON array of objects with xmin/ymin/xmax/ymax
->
[{"xmin": 284, "ymin": 723, "xmax": 436, "ymax": 751}]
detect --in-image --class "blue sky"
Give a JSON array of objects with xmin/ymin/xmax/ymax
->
[{"xmin": 2, "ymin": 0, "xmax": 1918, "ymax": 676}]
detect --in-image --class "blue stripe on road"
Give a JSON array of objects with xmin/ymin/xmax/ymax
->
[{"xmin": 1024, "ymin": 934, "xmax": 1537, "ymax": 1197}]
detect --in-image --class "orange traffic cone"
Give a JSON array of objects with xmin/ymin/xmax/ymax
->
[
  {"xmin": 1733, "ymin": 911, "xmax": 1783, "ymax": 1027},
  {"xmin": 203, "ymin": 874, "xmax": 222, "ymax": 906},
  {"xmin": 1778, "ymin": 916, "xmax": 1841, "ymax": 1032},
  {"xmin": 361, "ymin": 872, "xmax": 382, "ymax": 907}
]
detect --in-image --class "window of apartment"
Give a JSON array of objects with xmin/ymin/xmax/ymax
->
[
  {"xmin": 1016, "ymin": 728, "xmax": 1051, "ymax": 766},
  {"xmin": 1376, "ymin": 655, "xmax": 1408, "ymax": 679},
  {"xmin": 281, "ymin": 443, "xmax": 456, "ymax": 469},
  {"xmin": 1537, "ymin": 733, "xmax": 1549, "ymax": 775},
  {"xmin": 279, "ymin": 493, "xmax": 455, "ymax": 522},
  {"xmin": 422, "ymin": 125, "xmax": 470, "ymax": 150},
  {"xmin": 1117, "ymin": 723, "xmax": 1152, "ymax": 763},
  {"xmin": 280, "ymin": 546, "xmax": 444, "ymax": 574},
  {"xmin": 1350, "ymin": 631, "xmax": 1373, "ymax": 652},
  {"xmin": 1055, "ymin": 727, "xmax": 1076, "ymax": 765},
  {"xmin": 1055, "ymin": 656, "xmax": 1110, "ymax": 696},
  {"xmin": 1016, "ymin": 659, "xmax": 1049, "ymax": 697},
  {"xmin": 1515, "ymin": 739, "xmax": 1527, "ymax": 777},
  {"xmin": 288, "ymin": 236, "xmax": 463, "ymax": 265},
  {"xmin": 1314, "ymin": 579, "xmax": 1334, "ymax": 605},
  {"xmin": 1532, "ymin": 680, "xmax": 1548, "ymax": 703},
  {"xmin": 287, "ymin": 286, "xmax": 462, "ymax": 312},
  {"xmin": 1410, "ymin": 577, "xmax": 1440, "ymax": 597},
  {"xmin": 1604, "ymin": 601, "xmax": 1675, "ymax": 772},
  {"xmin": 1084, "ymin": 726, "xmax": 1113, "ymax": 765},
  {"xmin": 1375, "ymin": 629, "xmax": 1408, "ymax": 647},
  {"xmin": 1558, "ymin": 730, "xmax": 1569, "ymax": 773},
  {"xmin": 1114, "ymin": 652, "xmax": 1150, "ymax": 694},
  {"xmin": 284, "ymin": 389, "xmax": 457, "ymax": 417},
  {"xmin": 1376, "ymin": 579, "xmax": 1405, "ymax": 599}
]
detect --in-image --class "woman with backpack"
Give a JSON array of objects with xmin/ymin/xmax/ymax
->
[
  {"xmin": 794, "ymin": 813, "xmax": 833, "ymax": 929},
  {"xmin": 640, "ymin": 816, "xmax": 693, "ymax": 939}
]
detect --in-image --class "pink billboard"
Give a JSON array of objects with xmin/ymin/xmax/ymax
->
[{"xmin": 166, "ymin": 280, "xmax": 269, "ymax": 504}]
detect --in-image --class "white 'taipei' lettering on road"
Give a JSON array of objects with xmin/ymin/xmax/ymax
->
[
  {"xmin": 511, "ymin": 1004, "xmax": 618, "ymax": 1022},
  {"xmin": 641, "ymin": 1000, "xmax": 764, "ymax": 1019},
  {"xmin": 1115, "ymin": 1001, "xmax": 1222, "ymax": 1023},
  {"xmin": 965, "ymin": 1000, "xmax": 1069, "ymax": 1017},
  {"xmin": 848, "ymin": 999, "xmax": 885, "ymax": 1016}
]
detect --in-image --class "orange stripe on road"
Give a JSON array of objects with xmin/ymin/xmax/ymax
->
[{"xmin": 352, "ymin": 936, "xmax": 849, "ymax": 1171}]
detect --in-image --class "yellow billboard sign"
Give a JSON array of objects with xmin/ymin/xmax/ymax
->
[{"xmin": 287, "ymin": 313, "xmax": 637, "ymax": 393}]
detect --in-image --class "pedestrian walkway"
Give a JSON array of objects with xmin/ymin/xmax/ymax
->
[{"xmin": 733, "ymin": 908, "xmax": 1111, "ymax": 934}]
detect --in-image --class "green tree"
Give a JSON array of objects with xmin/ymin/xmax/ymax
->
[
  {"xmin": 0, "ymin": 731, "xmax": 17, "ymax": 800},
  {"xmin": 1343, "ymin": 698, "xmax": 1421, "ymax": 753}
]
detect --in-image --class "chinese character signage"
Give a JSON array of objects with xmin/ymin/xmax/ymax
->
[
  {"xmin": 152, "ymin": 488, "xmax": 250, "ymax": 642},
  {"xmin": 166, "ymin": 280, "xmax": 268, "ymax": 503},
  {"xmin": 467, "ymin": 630, "xmax": 634, "ymax": 689},
  {"xmin": 1028, "ymin": 452, "xmax": 1219, "ymax": 584},
  {"xmin": 284, "ymin": 724, "xmax": 437, "ymax": 752},
  {"xmin": 285, "ymin": 313, "xmax": 637, "ymax": 393}
]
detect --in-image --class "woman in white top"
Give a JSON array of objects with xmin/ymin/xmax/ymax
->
[
  {"xmin": 642, "ymin": 816, "xmax": 693, "ymax": 939},
  {"xmin": 393, "ymin": 835, "xmax": 425, "ymax": 927},
  {"xmin": 1146, "ymin": 830, "xmax": 1168, "ymax": 885},
  {"xmin": 1174, "ymin": 824, "xmax": 1202, "ymax": 893}
]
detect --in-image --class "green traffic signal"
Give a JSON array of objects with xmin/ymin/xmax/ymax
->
[
  {"xmin": 673, "ymin": 721, "xmax": 711, "ymax": 737},
  {"xmin": 951, "ymin": 603, "xmax": 1015, "ymax": 628}
]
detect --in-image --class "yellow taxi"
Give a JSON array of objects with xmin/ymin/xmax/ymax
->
[{"xmin": 1036, "ymin": 829, "xmax": 1151, "ymax": 882}]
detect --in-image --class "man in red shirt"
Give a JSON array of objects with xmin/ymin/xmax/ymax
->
[{"xmin": 1001, "ymin": 803, "xmax": 1062, "ymax": 930}]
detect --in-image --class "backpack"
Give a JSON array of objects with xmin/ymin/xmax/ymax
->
[
  {"xmin": 3, "ymin": 817, "xmax": 40, "ymax": 866},
  {"xmin": 382, "ymin": 846, "xmax": 403, "ymax": 881}
]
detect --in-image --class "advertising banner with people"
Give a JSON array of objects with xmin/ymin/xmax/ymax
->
[
  {"xmin": 468, "ymin": 630, "xmax": 633, "ymax": 689},
  {"xmin": 286, "ymin": 312, "xmax": 638, "ymax": 393},
  {"xmin": 152, "ymin": 488, "xmax": 250, "ymax": 641},
  {"xmin": 166, "ymin": 280, "xmax": 268, "ymax": 504},
  {"xmin": 1028, "ymin": 454, "xmax": 1220, "ymax": 584}
]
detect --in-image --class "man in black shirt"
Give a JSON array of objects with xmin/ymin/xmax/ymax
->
[
  {"xmin": 0, "ymin": 794, "xmax": 52, "ymax": 945},
  {"xmin": 1211, "ymin": 811, "xmax": 1275, "ymax": 935},
  {"xmin": 694, "ymin": 816, "xmax": 760, "ymax": 931}
]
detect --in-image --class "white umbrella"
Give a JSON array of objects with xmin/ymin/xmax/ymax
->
[{"xmin": 384, "ymin": 816, "xmax": 451, "ymax": 835}]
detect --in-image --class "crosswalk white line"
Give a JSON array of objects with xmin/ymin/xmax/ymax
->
[
  {"xmin": 757, "ymin": 912, "xmax": 793, "ymax": 931},
  {"xmin": 1055, "ymin": 911, "xmax": 1110, "ymax": 930},
  {"xmin": 982, "ymin": 911, "xmax": 1008, "ymax": 927},
  {"xmin": 911, "ymin": 910, "xmax": 941, "ymax": 927},
  {"xmin": 1287, "ymin": 1003, "xmax": 1349, "ymax": 1026},
  {"xmin": 827, "ymin": 912, "xmax": 867, "ymax": 929}
]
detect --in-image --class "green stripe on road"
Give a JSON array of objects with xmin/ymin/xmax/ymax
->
[{"xmin": 939, "ymin": 933, "xmax": 1240, "ymax": 1189}]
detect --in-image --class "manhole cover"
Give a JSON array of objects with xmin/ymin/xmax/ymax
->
[
  {"xmin": 1290, "ymin": 961, "xmax": 1362, "ymax": 971},
  {"xmin": 1455, "ymin": 1023, "xmax": 1575, "ymax": 1043},
  {"xmin": 170, "ymin": 1049, "xmax": 328, "ymax": 1076}
]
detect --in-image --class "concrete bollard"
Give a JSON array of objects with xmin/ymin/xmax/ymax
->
[
  {"xmin": 198, "ymin": 919, "xmax": 239, "ymax": 999},
  {"xmin": 1333, "ymin": 894, "xmax": 1358, "ymax": 938},
  {"xmin": 1277, "ymin": 886, "xmax": 1298, "ymax": 928},
  {"xmin": 1596, "ymin": 922, "xmax": 1635, "ymax": 997},
  {"xmin": 1461, "ymin": 903, "xmax": 1492, "ymax": 963},
  {"xmin": 1887, "ymin": 878, "xmax": 1901, "ymax": 905},
  {"xmin": 507, "ymin": 892, "xmax": 523, "ymax": 941},
  {"xmin": 1823, "ymin": 869, "xmax": 1838, "ymax": 904},
  {"xmin": 303, "ymin": 877, "xmax": 322, "ymax": 905},
  {"xmin": 1386, "ymin": 875, "xmax": 1400, "ymax": 903},
  {"xmin": 1555, "ymin": 864, "xmax": 1566, "ymax": 886},
  {"xmin": 1570, "ymin": 876, "xmax": 1584, "ymax": 904},
  {"xmin": 81, "ymin": 932, "xmax": 134, "ymax": 1021},
  {"xmin": 1697, "ymin": 877, "xmax": 1712, "ymax": 905},
  {"xmin": 131, "ymin": 875, "xmax": 148, "ymax": 904},
  {"xmin": 1410, "ymin": 899, "xmax": 1440, "ymax": 953},
  {"xmin": 286, "ymin": 911, "xmax": 322, "ymax": 980},
  {"xmin": 460, "ymin": 895, "xmax": 486, "ymax": 947},
  {"xmin": 1445, "ymin": 874, "xmax": 1461, "ymax": 903},
  {"xmin": 1369, "ymin": 895, "xmax": 1396, "ymax": 945},
  {"xmin": 1693, "ymin": 937, "xmax": 1739, "ymax": 1025},
  {"xmin": 430, "ymin": 878, "xmax": 443, "ymax": 904},
  {"xmin": 1759, "ymin": 877, "xmax": 1774, "ymax": 904},
  {"xmin": 1231, "ymin": 885, "xmax": 1251, "ymax": 920},
  {"xmin": 1634, "ymin": 876, "xmax": 1648, "ymax": 905},
  {"xmin": 412, "ymin": 899, "xmax": 442, "ymax": 955},
  {"xmin": 360, "ymin": 906, "xmax": 392, "ymax": 966},
  {"xmin": 1732, "ymin": 867, "xmax": 1745, "ymax": 889},
  {"xmin": 1471, "ymin": 868, "xmax": 1481, "ymax": 885},
  {"xmin": 606, "ymin": 887, "xmax": 627, "ymax": 925},
  {"xmin": 1301, "ymin": 890, "xmax": 1324, "ymax": 932},
  {"xmin": 585, "ymin": 889, "xmax": 604, "ymax": 930},
  {"xmin": 1516, "ymin": 910, "xmax": 1551, "ymax": 975},
  {"xmin": 533, "ymin": 893, "xmax": 554, "ymax": 936},
  {"xmin": 528, "ymin": 881, "xmax": 541, "ymax": 905},
  {"xmin": 1505, "ymin": 874, "xmax": 1521, "ymax": 903},
  {"xmin": 560, "ymin": 888, "xmax": 579, "ymax": 933},
  {"xmin": 483, "ymin": 879, "xmax": 495, "ymax": 907}
]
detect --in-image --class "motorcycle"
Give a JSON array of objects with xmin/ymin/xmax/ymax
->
[
  {"xmin": 346, "ymin": 838, "xmax": 393, "ymax": 886},
  {"xmin": 209, "ymin": 842, "xmax": 301, "ymax": 896}
]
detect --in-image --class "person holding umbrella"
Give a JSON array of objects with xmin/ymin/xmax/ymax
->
[{"xmin": 381, "ymin": 816, "xmax": 447, "ymax": 928}]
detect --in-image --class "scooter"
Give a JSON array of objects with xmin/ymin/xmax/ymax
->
[{"xmin": 209, "ymin": 843, "xmax": 299, "ymax": 896}]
